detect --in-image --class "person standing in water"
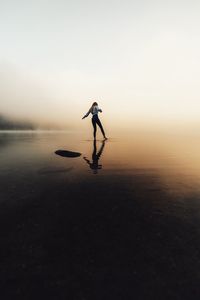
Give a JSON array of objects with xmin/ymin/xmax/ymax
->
[{"xmin": 82, "ymin": 102, "xmax": 107, "ymax": 140}]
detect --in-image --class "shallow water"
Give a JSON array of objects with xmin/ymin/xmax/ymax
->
[
  {"xmin": 1, "ymin": 130, "xmax": 200, "ymax": 299},
  {"xmin": 1, "ymin": 130, "xmax": 200, "ymax": 197}
]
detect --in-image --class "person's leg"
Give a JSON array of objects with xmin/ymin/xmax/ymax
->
[
  {"xmin": 92, "ymin": 118, "xmax": 97, "ymax": 139},
  {"xmin": 96, "ymin": 117, "xmax": 106, "ymax": 138}
]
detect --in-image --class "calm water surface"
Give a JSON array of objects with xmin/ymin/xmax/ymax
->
[
  {"xmin": 1, "ymin": 130, "xmax": 200, "ymax": 197},
  {"xmin": 1, "ymin": 130, "xmax": 200, "ymax": 299}
]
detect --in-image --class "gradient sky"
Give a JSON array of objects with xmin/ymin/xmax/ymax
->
[{"xmin": 0, "ymin": 0, "xmax": 200, "ymax": 128}]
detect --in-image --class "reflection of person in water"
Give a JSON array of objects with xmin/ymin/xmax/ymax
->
[
  {"xmin": 82, "ymin": 102, "xmax": 107, "ymax": 140},
  {"xmin": 83, "ymin": 140, "xmax": 106, "ymax": 174}
]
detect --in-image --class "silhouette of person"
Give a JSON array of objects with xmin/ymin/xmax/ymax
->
[
  {"xmin": 82, "ymin": 101, "xmax": 108, "ymax": 140},
  {"xmin": 83, "ymin": 140, "xmax": 106, "ymax": 174}
]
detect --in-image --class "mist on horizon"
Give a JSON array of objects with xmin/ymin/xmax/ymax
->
[{"xmin": 0, "ymin": 0, "xmax": 200, "ymax": 130}]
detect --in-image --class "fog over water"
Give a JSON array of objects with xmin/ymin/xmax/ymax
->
[{"xmin": 1, "ymin": 0, "xmax": 200, "ymax": 129}]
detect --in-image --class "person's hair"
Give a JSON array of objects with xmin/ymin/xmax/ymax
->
[{"xmin": 90, "ymin": 102, "xmax": 98, "ymax": 112}]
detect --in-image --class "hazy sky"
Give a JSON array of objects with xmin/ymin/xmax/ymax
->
[{"xmin": 0, "ymin": 0, "xmax": 200, "ymax": 128}]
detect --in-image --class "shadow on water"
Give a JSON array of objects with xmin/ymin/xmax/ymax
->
[
  {"xmin": 38, "ymin": 167, "xmax": 73, "ymax": 175},
  {"xmin": 83, "ymin": 140, "xmax": 106, "ymax": 174}
]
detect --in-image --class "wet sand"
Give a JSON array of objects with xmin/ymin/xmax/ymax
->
[{"xmin": 1, "ymin": 130, "xmax": 200, "ymax": 299}]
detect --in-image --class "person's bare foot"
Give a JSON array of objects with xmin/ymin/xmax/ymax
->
[{"xmin": 103, "ymin": 136, "xmax": 108, "ymax": 140}]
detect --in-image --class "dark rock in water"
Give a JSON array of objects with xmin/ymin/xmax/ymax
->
[{"xmin": 55, "ymin": 150, "xmax": 81, "ymax": 158}]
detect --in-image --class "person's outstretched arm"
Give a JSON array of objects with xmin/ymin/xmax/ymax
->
[{"xmin": 82, "ymin": 109, "xmax": 91, "ymax": 119}]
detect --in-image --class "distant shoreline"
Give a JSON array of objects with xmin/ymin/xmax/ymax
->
[{"xmin": 0, "ymin": 129, "xmax": 70, "ymax": 133}]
